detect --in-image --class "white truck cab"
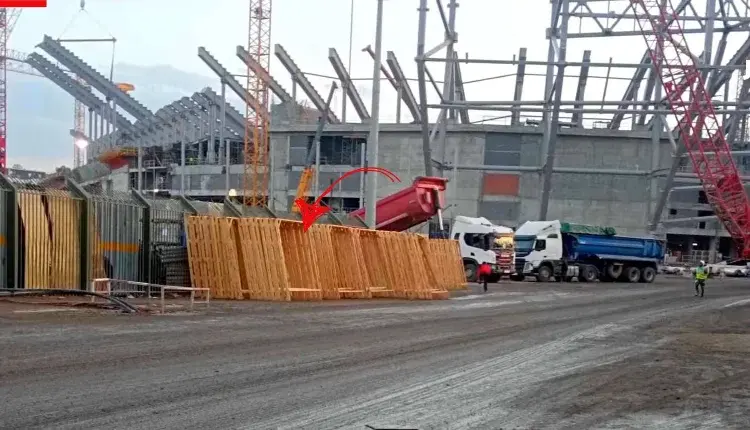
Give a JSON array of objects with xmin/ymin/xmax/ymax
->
[
  {"xmin": 512, "ymin": 220, "xmax": 564, "ymax": 280},
  {"xmin": 450, "ymin": 215, "xmax": 514, "ymax": 282}
]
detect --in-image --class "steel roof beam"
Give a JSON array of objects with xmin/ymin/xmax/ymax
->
[
  {"xmin": 198, "ymin": 87, "xmax": 246, "ymax": 130},
  {"xmin": 386, "ymin": 51, "xmax": 422, "ymax": 123},
  {"xmin": 328, "ymin": 47, "xmax": 369, "ymax": 121},
  {"xmin": 452, "ymin": 51, "xmax": 470, "ymax": 124},
  {"xmin": 37, "ymin": 35, "xmax": 154, "ymax": 121},
  {"xmin": 198, "ymin": 46, "xmax": 269, "ymax": 123},
  {"xmin": 192, "ymin": 90, "xmax": 245, "ymax": 135},
  {"xmin": 236, "ymin": 45, "xmax": 293, "ymax": 103},
  {"xmin": 275, "ymin": 44, "xmax": 340, "ymax": 123},
  {"xmin": 363, "ymin": 44, "xmax": 398, "ymax": 89},
  {"xmin": 26, "ymin": 53, "xmax": 136, "ymax": 135},
  {"xmin": 510, "ymin": 47, "xmax": 528, "ymax": 126},
  {"xmin": 571, "ymin": 50, "xmax": 591, "ymax": 127}
]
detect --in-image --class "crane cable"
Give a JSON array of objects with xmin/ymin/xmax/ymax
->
[{"xmin": 56, "ymin": 0, "xmax": 117, "ymax": 81}]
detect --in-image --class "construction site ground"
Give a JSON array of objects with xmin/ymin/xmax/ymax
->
[{"xmin": 1, "ymin": 276, "xmax": 749, "ymax": 429}]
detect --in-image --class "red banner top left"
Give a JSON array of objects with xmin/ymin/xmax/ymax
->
[{"xmin": 0, "ymin": 0, "xmax": 46, "ymax": 7}]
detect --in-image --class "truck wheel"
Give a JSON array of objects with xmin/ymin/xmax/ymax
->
[
  {"xmin": 624, "ymin": 266, "xmax": 641, "ymax": 283},
  {"xmin": 536, "ymin": 265, "xmax": 552, "ymax": 282},
  {"xmin": 580, "ymin": 265, "xmax": 599, "ymax": 282},
  {"xmin": 606, "ymin": 264, "xmax": 623, "ymax": 279},
  {"xmin": 640, "ymin": 267, "xmax": 656, "ymax": 283},
  {"xmin": 464, "ymin": 262, "xmax": 478, "ymax": 283}
]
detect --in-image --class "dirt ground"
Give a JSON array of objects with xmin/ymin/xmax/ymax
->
[{"xmin": 0, "ymin": 276, "xmax": 749, "ymax": 429}]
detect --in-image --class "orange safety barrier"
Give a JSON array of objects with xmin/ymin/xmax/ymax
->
[{"xmin": 185, "ymin": 215, "xmax": 463, "ymax": 302}]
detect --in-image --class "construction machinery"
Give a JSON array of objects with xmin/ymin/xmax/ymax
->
[
  {"xmin": 631, "ymin": 0, "xmax": 750, "ymax": 258},
  {"xmin": 291, "ymin": 82, "xmax": 338, "ymax": 213},
  {"xmin": 349, "ymin": 176, "xmax": 448, "ymax": 231}
]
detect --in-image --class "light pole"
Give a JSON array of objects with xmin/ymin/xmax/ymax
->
[{"xmin": 365, "ymin": 0, "xmax": 385, "ymax": 229}]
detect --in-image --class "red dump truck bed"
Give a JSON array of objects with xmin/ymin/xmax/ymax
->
[{"xmin": 350, "ymin": 176, "xmax": 448, "ymax": 231}]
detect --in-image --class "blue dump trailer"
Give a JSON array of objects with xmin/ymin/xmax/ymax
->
[{"xmin": 512, "ymin": 220, "xmax": 665, "ymax": 283}]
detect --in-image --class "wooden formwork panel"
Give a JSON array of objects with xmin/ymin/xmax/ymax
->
[
  {"xmin": 423, "ymin": 239, "xmax": 466, "ymax": 290},
  {"xmin": 235, "ymin": 217, "xmax": 291, "ymax": 301},
  {"xmin": 307, "ymin": 225, "xmax": 341, "ymax": 299},
  {"xmin": 278, "ymin": 220, "xmax": 322, "ymax": 301},
  {"xmin": 18, "ymin": 193, "xmax": 51, "ymax": 289},
  {"xmin": 186, "ymin": 215, "xmax": 453, "ymax": 302},
  {"xmin": 47, "ymin": 196, "xmax": 81, "ymax": 289},
  {"xmin": 330, "ymin": 226, "xmax": 371, "ymax": 299},
  {"xmin": 186, "ymin": 216, "xmax": 244, "ymax": 300},
  {"xmin": 394, "ymin": 232, "xmax": 437, "ymax": 300},
  {"xmin": 186, "ymin": 216, "xmax": 212, "ymax": 294},
  {"xmin": 216, "ymin": 217, "xmax": 243, "ymax": 299},
  {"xmin": 359, "ymin": 230, "xmax": 396, "ymax": 298}
]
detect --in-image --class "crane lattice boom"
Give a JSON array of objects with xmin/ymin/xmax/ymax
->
[
  {"xmin": 632, "ymin": 0, "xmax": 750, "ymax": 258},
  {"xmin": 244, "ymin": 0, "xmax": 272, "ymax": 206},
  {"xmin": 0, "ymin": 9, "xmax": 8, "ymax": 172}
]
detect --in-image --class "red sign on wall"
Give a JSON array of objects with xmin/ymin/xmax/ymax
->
[{"xmin": 0, "ymin": 0, "xmax": 46, "ymax": 6}]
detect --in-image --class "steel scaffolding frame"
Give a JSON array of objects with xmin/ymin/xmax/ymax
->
[{"xmin": 415, "ymin": 0, "xmax": 750, "ymax": 231}]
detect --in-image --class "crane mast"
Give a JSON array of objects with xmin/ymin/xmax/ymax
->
[
  {"xmin": 631, "ymin": 0, "xmax": 750, "ymax": 258},
  {"xmin": 0, "ymin": 9, "xmax": 8, "ymax": 172},
  {"xmin": 244, "ymin": 0, "xmax": 272, "ymax": 206}
]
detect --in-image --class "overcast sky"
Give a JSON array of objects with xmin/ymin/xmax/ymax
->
[{"xmin": 9, "ymin": 0, "xmax": 750, "ymax": 169}]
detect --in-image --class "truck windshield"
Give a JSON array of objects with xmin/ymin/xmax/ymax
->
[{"xmin": 515, "ymin": 236, "xmax": 535, "ymax": 251}]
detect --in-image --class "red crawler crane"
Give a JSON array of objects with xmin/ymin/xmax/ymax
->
[{"xmin": 631, "ymin": 0, "xmax": 750, "ymax": 258}]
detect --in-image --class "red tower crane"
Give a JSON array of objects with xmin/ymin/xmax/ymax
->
[
  {"xmin": 0, "ymin": 8, "xmax": 21, "ymax": 173},
  {"xmin": 631, "ymin": 0, "xmax": 750, "ymax": 258}
]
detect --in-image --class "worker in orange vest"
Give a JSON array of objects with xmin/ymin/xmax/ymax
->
[{"xmin": 478, "ymin": 262, "xmax": 492, "ymax": 292}]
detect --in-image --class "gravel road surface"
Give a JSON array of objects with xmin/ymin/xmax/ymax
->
[{"xmin": 1, "ymin": 277, "xmax": 749, "ymax": 429}]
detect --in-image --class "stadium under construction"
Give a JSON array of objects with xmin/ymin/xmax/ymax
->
[{"xmin": 26, "ymin": 0, "xmax": 750, "ymax": 262}]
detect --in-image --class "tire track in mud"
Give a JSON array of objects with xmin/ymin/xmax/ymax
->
[
  {"xmin": 260, "ymin": 298, "xmax": 734, "ymax": 429},
  {"xmin": 1, "ymin": 287, "xmax": 741, "ymax": 429}
]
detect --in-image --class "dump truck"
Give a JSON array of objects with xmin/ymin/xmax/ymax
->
[
  {"xmin": 449, "ymin": 215, "xmax": 515, "ymax": 282},
  {"xmin": 350, "ymin": 176, "xmax": 448, "ymax": 231},
  {"xmin": 512, "ymin": 220, "xmax": 665, "ymax": 283}
]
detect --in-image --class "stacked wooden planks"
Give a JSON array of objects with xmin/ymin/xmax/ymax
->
[{"xmin": 185, "ymin": 215, "xmax": 463, "ymax": 301}]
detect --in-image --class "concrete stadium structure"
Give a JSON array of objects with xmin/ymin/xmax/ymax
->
[{"xmin": 26, "ymin": 0, "xmax": 750, "ymax": 261}]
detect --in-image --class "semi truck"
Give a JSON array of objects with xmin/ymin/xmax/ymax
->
[
  {"xmin": 449, "ymin": 216, "xmax": 515, "ymax": 282},
  {"xmin": 512, "ymin": 220, "xmax": 665, "ymax": 283}
]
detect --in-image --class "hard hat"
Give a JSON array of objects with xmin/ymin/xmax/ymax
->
[{"xmin": 700, "ymin": 260, "xmax": 706, "ymax": 265}]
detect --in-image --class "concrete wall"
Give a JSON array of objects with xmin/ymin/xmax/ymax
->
[
  {"xmin": 145, "ymin": 122, "xmax": 728, "ymax": 238},
  {"xmin": 269, "ymin": 124, "xmax": 677, "ymax": 236}
]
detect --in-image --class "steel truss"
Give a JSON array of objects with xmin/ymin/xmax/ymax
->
[{"xmin": 414, "ymin": 0, "xmax": 750, "ymax": 236}]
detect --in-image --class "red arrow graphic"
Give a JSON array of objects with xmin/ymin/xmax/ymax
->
[{"xmin": 295, "ymin": 167, "xmax": 401, "ymax": 231}]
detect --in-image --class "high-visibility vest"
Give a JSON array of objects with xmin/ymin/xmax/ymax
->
[{"xmin": 695, "ymin": 267, "xmax": 708, "ymax": 280}]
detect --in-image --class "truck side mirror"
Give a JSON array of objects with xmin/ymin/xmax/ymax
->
[{"xmin": 534, "ymin": 239, "xmax": 546, "ymax": 251}]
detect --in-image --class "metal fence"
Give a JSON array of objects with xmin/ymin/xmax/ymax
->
[
  {"xmin": 0, "ymin": 175, "xmax": 217, "ymax": 290},
  {"xmin": 0, "ymin": 174, "xmax": 366, "ymax": 291}
]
